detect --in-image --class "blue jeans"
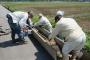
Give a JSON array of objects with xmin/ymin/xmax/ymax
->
[{"xmin": 6, "ymin": 14, "xmax": 24, "ymax": 41}]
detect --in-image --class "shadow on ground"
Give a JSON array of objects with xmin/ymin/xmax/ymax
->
[
  {"xmin": 0, "ymin": 40, "xmax": 24, "ymax": 48},
  {"xmin": 0, "ymin": 34, "xmax": 53, "ymax": 60},
  {"xmin": 28, "ymin": 34, "xmax": 54, "ymax": 60}
]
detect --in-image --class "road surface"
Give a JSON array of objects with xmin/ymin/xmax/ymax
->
[{"xmin": 0, "ymin": 5, "xmax": 53, "ymax": 60}]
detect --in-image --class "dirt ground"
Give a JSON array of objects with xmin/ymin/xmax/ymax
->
[{"xmin": 78, "ymin": 20, "xmax": 90, "ymax": 31}]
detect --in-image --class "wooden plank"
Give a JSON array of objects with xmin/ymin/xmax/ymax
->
[
  {"xmin": 32, "ymin": 28, "xmax": 62, "ymax": 60},
  {"xmin": 36, "ymin": 27, "xmax": 64, "ymax": 47}
]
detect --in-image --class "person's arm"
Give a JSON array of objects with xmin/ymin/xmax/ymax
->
[
  {"xmin": 26, "ymin": 19, "xmax": 30, "ymax": 26},
  {"xmin": 29, "ymin": 19, "xmax": 33, "ymax": 27},
  {"xmin": 19, "ymin": 15, "xmax": 28, "ymax": 27},
  {"xmin": 27, "ymin": 18, "xmax": 33, "ymax": 29},
  {"xmin": 34, "ymin": 19, "xmax": 45, "ymax": 27},
  {"xmin": 49, "ymin": 23, "xmax": 62, "ymax": 40},
  {"xmin": 27, "ymin": 19, "xmax": 33, "ymax": 26},
  {"xmin": 48, "ymin": 27, "xmax": 52, "ymax": 34},
  {"xmin": 47, "ymin": 23, "xmax": 52, "ymax": 34}
]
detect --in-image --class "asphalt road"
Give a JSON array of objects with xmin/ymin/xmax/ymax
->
[{"xmin": 0, "ymin": 5, "xmax": 53, "ymax": 60}]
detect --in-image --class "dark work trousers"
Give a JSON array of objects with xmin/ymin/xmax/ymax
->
[{"xmin": 6, "ymin": 14, "xmax": 24, "ymax": 42}]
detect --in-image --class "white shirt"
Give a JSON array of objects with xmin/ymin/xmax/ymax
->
[
  {"xmin": 49, "ymin": 17, "xmax": 85, "ymax": 42},
  {"xmin": 8, "ymin": 11, "xmax": 29, "ymax": 28},
  {"xmin": 29, "ymin": 18, "xmax": 33, "ymax": 27},
  {"xmin": 35, "ymin": 16, "xmax": 52, "ymax": 33}
]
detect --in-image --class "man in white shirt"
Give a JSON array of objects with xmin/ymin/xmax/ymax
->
[
  {"xmin": 7, "ymin": 11, "xmax": 33, "ymax": 43},
  {"xmin": 35, "ymin": 13, "xmax": 52, "ymax": 33},
  {"xmin": 49, "ymin": 11, "xmax": 86, "ymax": 60}
]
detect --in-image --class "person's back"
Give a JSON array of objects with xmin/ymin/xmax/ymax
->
[
  {"xmin": 7, "ymin": 11, "xmax": 28, "ymax": 23},
  {"xmin": 13, "ymin": 11, "xmax": 28, "ymax": 26},
  {"xmin": 35, "ymin": 14, "xmax": 52, "ymax": 33},
  {"xmin": 13, "ymin": 11, "xmax": 28, "ymax": 18},
  {"xmin": 40, "ymin": 16, "xmax": 52, "ymax": 27},
  {"xmin": 57, "ymin": 17, "xmax": 85, "ymax": 41}
]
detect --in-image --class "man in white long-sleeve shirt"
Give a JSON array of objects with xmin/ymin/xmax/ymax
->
[
  {"xmin": 35, "ymin": 13, "xmax": 52, "ymax": 33},
  {"xmin": 7, "ymin": 11, "xmax": 33, "ymax": 43},
  {"xmin": 49, "ymin": 11, "xmax": 86, "ymax": 60}
]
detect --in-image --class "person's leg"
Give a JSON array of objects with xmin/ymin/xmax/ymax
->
[
  {"xmin": 17, "ymin": 32, "xmax": 26, "ymax": 44},
  {"xmin": 8, "ymin": 23, "xmax": 17, "ymax": 43},
  {"xmin": 62, "ymin": 47, "xmax": 69, "ymax": 60},
  {"xmin": 11, "ymin": 30, "xmax": 17, "ymax": 43},
  {"xmin": 7, "ymin": 14, "xmax": 16, "ymax": 43},
  {"xmin": 71, "ymin": 50, "xmax": 83, "ymax": 60},
  {"xmin": 16, "ymin": 26, "xmax": 25, "ymax": 42},
  {"xmin": 62, "ymin": 53, "xmax": 69, "ymax": 60},
  {"xmin": 70, "ymin": 34, "xmax": 86, "ymax": 60},
  {"xmin": 62, "ymin": 41, "xmax": 78, "ymax": 60},
  {"xmin": 18, "ymin": 31, "xmax": 25, "ymax": 41},
  {"xmin": 11, "ymin": 31, "xmax": 15, "ymax": 40}
]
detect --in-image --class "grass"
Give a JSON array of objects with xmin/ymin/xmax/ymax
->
[
  {"xmin": 85, "ymin": 31, "xmax": 90, "ymax": 52},
  {"xmin": 2, "ymin": 2, "xmax": 90, "ymax": 52},
  {"xmin": 2, "ymin": 2, "xmax": 90, "ymax": 16}
]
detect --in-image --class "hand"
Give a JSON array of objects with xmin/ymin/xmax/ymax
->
[
  {"xmin": 21, "ymin": 27, "xmax": 28, "ymax": 32},
  {"xmin": 49, "ymin": 39, "xmax": 56, "ymax": 45}
]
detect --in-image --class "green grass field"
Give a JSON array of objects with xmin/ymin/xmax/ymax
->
[{"xmin": 2, "ymin": 2, "xmax": 90, "ymax": 52}]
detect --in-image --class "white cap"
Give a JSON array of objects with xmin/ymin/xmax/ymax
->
[
  {"xmin": 56, "ymin": 10, "xmax": 64, "ymax": 16},
  {"xmin": 39, "ymin": 13, "xmax": 43, "ymax": 17}
]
